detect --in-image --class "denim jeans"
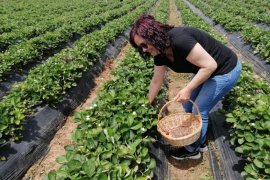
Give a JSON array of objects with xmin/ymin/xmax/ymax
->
[{"xmin": 183, "ymin": 60, "xmax": 242, "ymax": 152}]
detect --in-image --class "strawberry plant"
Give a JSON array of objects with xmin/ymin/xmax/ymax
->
[
  {"xmin": 43, "ymin": 2, "xmax": 169, "ymax": 178},
  {"xmin": 44, "ymin": 49, "xmax": 166, "ymax": 179},
  {"xmin": 0, "ymin": 0, "xmax": 155, "ymax": 151},
  {"xmin": 189, "ymin": 0, "xmax": 270, "ymax": 63},
  {"xmin": 0, "ymin": 0, "xmax": 143, "ymax": 80},
  {"xmin": 222, "ymin": 64, "xmax": 270, "ymax": 179}
]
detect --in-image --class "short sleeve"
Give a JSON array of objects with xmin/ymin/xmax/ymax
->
[
  {"xmin": 153, "ymin": 53, "xmax": 166, "ymax": 66},
  {"xmin": 171, "ymin": 31, "xmax": 197, "ymax": 58}
]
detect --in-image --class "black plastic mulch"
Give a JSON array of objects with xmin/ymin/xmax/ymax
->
[
  {"xmin": 208, "ymin": 102, "xmax": 246, "ymax": 180},
  {"xmin": 184, "ymin": 0, "xmax": 270, "ymax": 83},
  {"xmin": 0, "ymin": 29, "xmax": 129, "ymax": 180}
]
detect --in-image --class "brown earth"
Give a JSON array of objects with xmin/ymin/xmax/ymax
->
[
  {"xmin": 23, "ymin": 44, "xmax": 131, "ymax": 180},
  {"xmin": 165, "ymin": 0, "xmax": 213, "ymax": 180}
]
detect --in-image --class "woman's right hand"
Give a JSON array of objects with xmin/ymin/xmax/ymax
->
[{"xmin": 147, "ymin": 65, "xmax": 167, "ymax": 103}]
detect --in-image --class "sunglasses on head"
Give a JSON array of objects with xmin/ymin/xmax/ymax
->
[{"xmin": 138, "ymin": 42, "xmax": 148, "ymax": 49}]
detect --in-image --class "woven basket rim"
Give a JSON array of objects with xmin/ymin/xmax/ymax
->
[{"xmin": 157, "ymin": 113, "xmax": 202, "ymax": 141}]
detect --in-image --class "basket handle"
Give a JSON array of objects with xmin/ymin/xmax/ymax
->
[{"xmin": 158, "ymin": 99, "xmax": 201, "ymax": 122}]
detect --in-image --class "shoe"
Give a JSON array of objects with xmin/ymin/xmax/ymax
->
[
  {"xmin": 169, "ymin": 147, "xmax": 201, "ymax": 160},
  {"xmin": 199, "ymin": 143, "xmax": 208, "ymax": 152}
]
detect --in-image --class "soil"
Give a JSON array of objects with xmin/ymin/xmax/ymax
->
[
  {"xmin": 165, "ymin": 0, "xmax": 212, "ymax": 179},
  {"xmin": 23, "ymin": 44, "xmax": 131, "ymax": 180}
]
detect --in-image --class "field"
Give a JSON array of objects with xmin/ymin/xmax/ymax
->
[{"xmin": 0, "ymin": 0, "xmax": 269, "ymax": 179}]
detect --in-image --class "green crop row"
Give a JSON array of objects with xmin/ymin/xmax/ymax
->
[
  {"xmin": 0, "ymin": 0, "xmax": 99, "ymax": 34},
  {"xmin": 0, "ymin": 0, "xmax": 142, "ymax": 81},
  {"xmin": 175, "ymin": 0, "xmax": 226, "ymax": 44},
  {"xmin": 204, "ymin": 0, "xmax": 270, "ymax": 25},
  {"xmin": 222, "ymin": 65, "xmax": 270, "ymax": 179},
  {"xmin": 43, "ymin": 1, "xmax": 169, "ymax": 179},
  {"xmin": 43, "ymin": 49, "xmax": 162, "ymax": 180},
  {"xmin": 188, "ymin": 0, "xmax": 270, "ymax": 63},
  {"xmin": 152, "ymin": 0, "xmax": 169, "ymax": 23},
  {"xmin": 0, "ymin": 0, "xmax": 155, "ymax": 151},
  {"xmin": 0, "ymin": 0, "xmax": 126, "ymax": 52}
]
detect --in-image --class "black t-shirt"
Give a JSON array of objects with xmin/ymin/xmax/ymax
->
[{"xmin": 154, "ymin": 27, "xmax": 238, "ymax": 76}]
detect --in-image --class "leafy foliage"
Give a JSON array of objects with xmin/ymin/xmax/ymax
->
[
  {"xmin": 44, "ymin": 49, "xmax": 166, "ymax": 179},
  {"xmin": 222, "ymin": 64, "xmax": 270, "ymax": 179}
]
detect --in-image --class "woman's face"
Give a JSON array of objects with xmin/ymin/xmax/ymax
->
[{"xmin": 134, "ymin": 35, "xmax": 160, "ymax": 57}]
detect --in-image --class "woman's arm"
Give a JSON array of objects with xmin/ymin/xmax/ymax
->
[
  {"xmin": 175, "ymin": 43, "xmax": 217, "ymax": 102},
  {"xmin": 148, "ymin": 65, "xmax": 167, "ymax": 103}
]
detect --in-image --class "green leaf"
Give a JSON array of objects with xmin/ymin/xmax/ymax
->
[
  {"xmin": 82, "ymin": 158, "xmax": 96, "ymax": 177},
  {"xmin": 265, "ymin": 168, "xmax": 270, "ymax": 174},
  {"xmin": 244, "ymin": 164, "xmax": 254, "ymax": 174},
  {"xmin": 97, "ymin": 173, "xmax": 107, "ymax": 180},
  {"xmin": 74, "ymin": 129, "xmax": 83, "ymax": 140},
  {"xmin": 148, "ymin": 158, "xmax": 156, "ymax": 169},
  {"xmin": 102, "ymin": 151, "xmax": 113, "ymax": 159},
  {"xmin": 64, "ymin": 145, "xmax": 75, "ymax": 152},
  {"xmin": 127, "ymin": 115, "xmax": 134, "ymax": 127},
  {"xmin": 131, "ymin": 123, "xmax": 142, "ymax": 130},
  {"xmin": 67, "ymin": 160, "xmax": 81, "ymax": 171},
  {"xmin": 244, "ymin": 133, "xmax": 255, "ymax": 142},
  {"xmin": 56, "ymin": 155, "xmax": 68, "ymax": 164},
  {"xmin": 129, "ymin": 139, "xmax": 142, "ymax": 155},
  {"xmin": 263, "ymin": 159, "xmax": 270, "ymax": 165},
  {"xmin": 141, "ymin": 147, "xmax": 149, "ymax": 157},
  {"xmin": 235, "ymin": 147, "xmax": 243, "ymax": 154},
  {"xmin": 226, "ymin": 113, "xmax": 236, "ymax": 123},
  {"xmin": 238, "ymin": 138, "xmax": 245, "ymax": 144},
  {"xmin": 112, "ymin": 155, "xmax": 119, "ymax": 164},
  {"xmin": 47, "ymin": 170, "xmax": 57, "ymax": 180},
  {"xmin": 135, "ymin": 177, "xmax": 147, "ymax": 180},
  {"xmin": 264, "ymin": 138, "xmax": 270, "ymax": 148},
  {"xmin": 253, "ymin": 159, "xmax": 264, "ymax": 168},
  {"xmin": 55, "ymin": 169, "xmax": 68, "ymax": 179}
]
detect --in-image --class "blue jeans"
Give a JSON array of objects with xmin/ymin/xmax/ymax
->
[{"xmin": 183, "ymin": 60, "xmax": 242, "ymax": 152}]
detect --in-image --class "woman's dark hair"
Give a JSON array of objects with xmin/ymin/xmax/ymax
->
[{"xmin": 129, "ymin": 14, "xmax": 174, "ymax": 59}]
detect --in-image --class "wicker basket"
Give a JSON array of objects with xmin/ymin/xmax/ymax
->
[{"xmin": 157, "ymin": 100, "xmax": 202, "ymax": 147}]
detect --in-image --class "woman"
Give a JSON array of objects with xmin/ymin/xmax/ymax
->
[{"xmin": 129, "ymin": 14, "xmax": 241, "ymax": 160}]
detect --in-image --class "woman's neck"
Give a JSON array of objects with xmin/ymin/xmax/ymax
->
[{"xmin": 165, "ymin": 47, "xmax": 174, "ymax": 62}]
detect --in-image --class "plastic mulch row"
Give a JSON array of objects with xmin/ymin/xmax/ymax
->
[
  {"xmin": 0, "ymin": 30, "xmax": 128, "ymax": 180},
  {"xmin": 208, "ymin": 102, "xmax": 246, "ymax": 180},
  {"xmin": 0, "ymin": 27, "xmax": 170, "ymax": 180},
  {"xmin": 184, "ymin": 0, "xmax": 270, "ymax": 82},
  {"xmin": 0, "ymin": 4, "xmax": 171, "ymax": 180},
  {"xmin": 0, "ymin": 35, "xmax": 81, "ymax": 101}
]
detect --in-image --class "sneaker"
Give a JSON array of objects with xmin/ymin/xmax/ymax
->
[
  {"xmin": 169, "ymin": 147, "xmax": 201, "ymax": 160},
  {"xmin": 199, "ymin": 143, "xmax": 208, "ymax": 152}
]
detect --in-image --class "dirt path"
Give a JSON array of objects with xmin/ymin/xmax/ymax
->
[
  {"xmin": 166, "ymin": 0, "xmax": 212, "ymax": 179},
  {"xmin": 23, "ymin": 44, "xmax": 131, "ymax": 180}
]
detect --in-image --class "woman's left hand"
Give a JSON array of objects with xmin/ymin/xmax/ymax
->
[{"xmin": 174, "ymin": 87, "xmax": 192, "ymax": 102}]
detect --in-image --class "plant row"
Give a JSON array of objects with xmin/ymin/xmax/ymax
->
[
  {"xmin": 206, "ymin": 0, "xmax": 270, "ymax": 25},
  {"xmin": 222, "ymin": 65, "xmax": 270, "ymax": 179},
  {"xmin": 188, "ymin": 0, "xmax": 270, "ymax": 63},
  {"xmin": 0, "ymin": 0, "xmax": 155, "ymax": 149},
  {"xmin": 0, "ymin": 0, "xmax": 142, "ymax": 81},
  {"xmin": 43, "ymin": 49, "xmax": 161, "ymax": 180},
  {"xmin": 0, "ymin": 0, "xmax": 126, "ymax": 52},
  {"xmin": 42, "ymin": 1, "xmax": 170, "ymax": 179},
  {"xmin": 151, "ymin": 0, "xmax": 169, "ymax": 23},
  {"xmin": 0, "ymin": 0, "xmax": 99, "ymax": 34},
  {"xmin": 175, "ymin": 0, "xmax": 226, "ymax": 44}
]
